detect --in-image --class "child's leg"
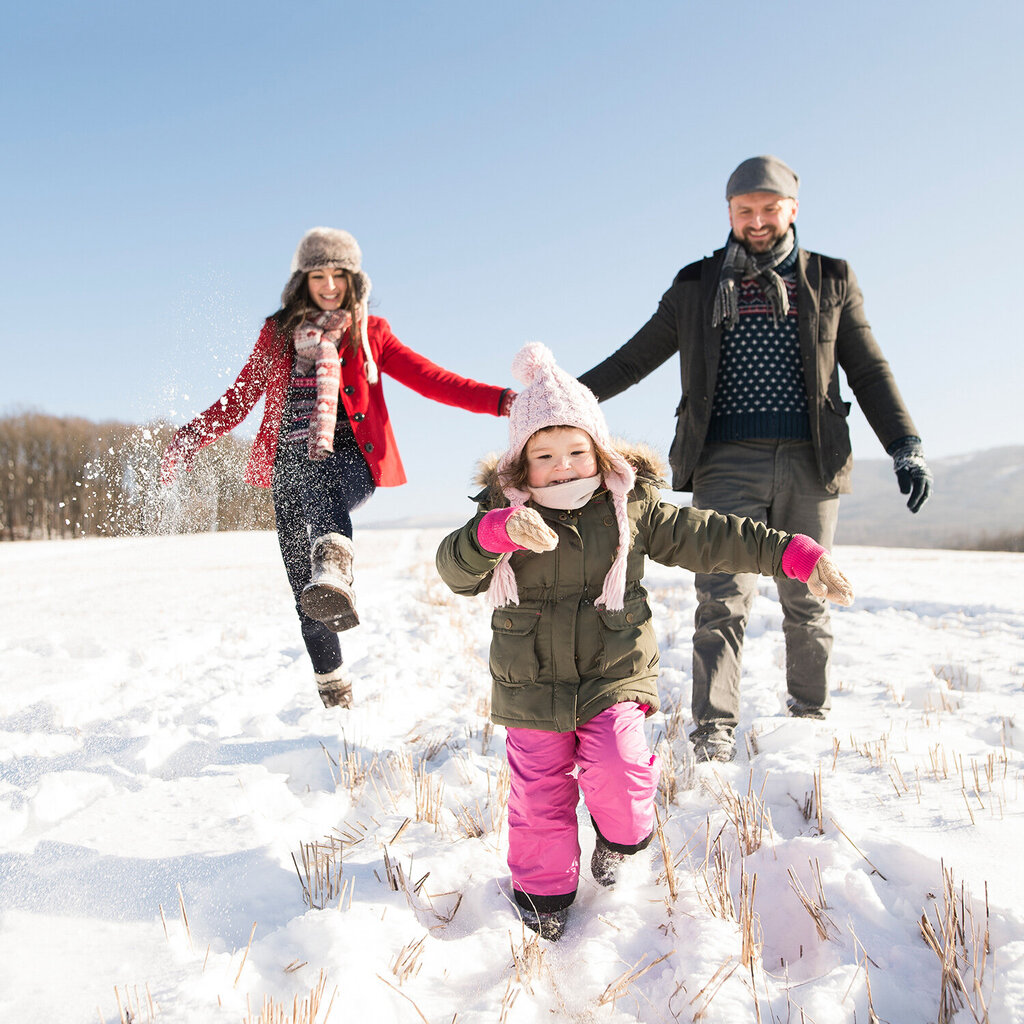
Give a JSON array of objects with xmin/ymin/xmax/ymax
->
[
  {"xmin": 505, "ymin": 726, "xmax": 581, "ymax": 912},
  {"xmin": 576, "ymin": 702, "xmax": 659, "ymax": 850}
]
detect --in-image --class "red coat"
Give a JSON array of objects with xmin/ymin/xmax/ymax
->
[{"xmin": 186, "ymin": 316, "xmax": 507, "ymax": 488}]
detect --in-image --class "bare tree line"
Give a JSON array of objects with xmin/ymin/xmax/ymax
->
[{"xmin": 0, "ymin": 411, "xmax": 274, "ymax": 541}]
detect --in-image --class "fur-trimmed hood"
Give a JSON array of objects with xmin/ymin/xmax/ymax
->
[{"xmin": 471, "ymin": 440, "xmax": 668, "ymax": 509}]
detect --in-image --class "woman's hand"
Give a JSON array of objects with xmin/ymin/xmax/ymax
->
[
  {"xmin": 499, "ymin": 390, "xmax": 517, "ymax": 416},
  {"xmin": 159, "ymin": 424, "xmax": 202, "ymax": 486}
]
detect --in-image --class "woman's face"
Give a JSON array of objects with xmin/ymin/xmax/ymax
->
[
  {"xmin": 525, "ymin": 427, "xmax": 598, "ymax": 488},
  {"xmin": 306, "ymin": 268, "xmax": 348, "ymax": 311}
]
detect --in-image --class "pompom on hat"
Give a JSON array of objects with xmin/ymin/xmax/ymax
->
[
  {"xmin": 281, "ymin": 227, "xmax": 378, "ymax": 384},
  {"xmin": 488, "ymin": 343, "xmax": 636, "ymax": 611}
]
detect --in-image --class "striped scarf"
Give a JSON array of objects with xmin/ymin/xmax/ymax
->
[
  {"xmin": 293, "ymin": 310, "xmax": 352, "ymax": 460},
  {"xmin": 712, "ymin": 227, "xmax": 796, "ymax": 330}
]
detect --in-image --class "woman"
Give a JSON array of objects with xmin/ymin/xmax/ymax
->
[{"xmin": 161, "ymin": 227, "xmax": 514, "ymax": 708}]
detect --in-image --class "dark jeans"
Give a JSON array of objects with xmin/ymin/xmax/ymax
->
[
  {"xmin": 272, "ymin": 439, "xmax": 375, "ymax": 675},
  {"xmin": 690, "ymin": 440, "xmax": 840, "ymax": 733}
]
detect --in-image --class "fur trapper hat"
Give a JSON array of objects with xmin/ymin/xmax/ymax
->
[
  {"xmin": 282, "ymin": 227, "xmax": 378, "ymax": 384},
  {"xmin": 280, "ymin": 227, "xmax": 372, "ymax": 308},
  {"xmin": 488, "ymin": 343, "xmax": 636, "ymax": 611}
]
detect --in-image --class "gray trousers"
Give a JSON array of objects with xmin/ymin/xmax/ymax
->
[{"xmin": 690, "ymin": 440, "xmax": 840, "ymax": 733}]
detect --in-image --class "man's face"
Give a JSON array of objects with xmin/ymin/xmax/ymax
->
[{"xmin": 728, "ymin": 191, "xmax": 799, "ymax": 253}]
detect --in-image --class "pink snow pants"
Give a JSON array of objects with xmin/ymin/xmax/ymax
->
[{"xmin": 505, "ymin": 701, "xmax": 660, "ymax": 901}]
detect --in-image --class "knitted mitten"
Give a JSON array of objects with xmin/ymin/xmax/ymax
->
[
  {"xmin": 477, "ymin": 507, "xmax": 558, "ymax": 554},
  {"xmin": 782, "ymin": 535, "xmax": 854, "ymax": 606},
  {"xmin": 887, "ymin": 435, "xmax": 933, "ymax": 513}
]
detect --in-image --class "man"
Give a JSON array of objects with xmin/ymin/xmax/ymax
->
[{"xmin": 578, "ymin": 155, "xmax": 932, "ymax": 763}]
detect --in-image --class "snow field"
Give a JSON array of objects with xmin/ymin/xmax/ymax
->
[{"xmin": 1, "ymin": 532, "xmax": 1023, "ymax": 1022}]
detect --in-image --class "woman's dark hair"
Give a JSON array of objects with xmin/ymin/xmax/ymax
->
[
  {"xmin": 498, "ymin": 426, "xmax": 613, "ymax": 493},
  {"xmin": 269, "ymin": 268, "xmax": 359, "ymax": 357}
]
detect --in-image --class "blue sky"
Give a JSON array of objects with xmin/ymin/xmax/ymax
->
[{"xmin": 2, "ymin": 0, "xmax": 1021, "ymax": 523}]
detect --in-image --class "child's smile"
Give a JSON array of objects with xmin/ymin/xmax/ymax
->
[{"xmin": 525, "ymin": 427, "xmax": 599, "ymax": 488}]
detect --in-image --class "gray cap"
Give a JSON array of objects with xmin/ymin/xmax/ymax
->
[{"xmin": 726, "ymin": 155, "xmax": 799, "ymax": 200}]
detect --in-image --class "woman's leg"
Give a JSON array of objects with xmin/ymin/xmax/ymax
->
[
  {"xmin": 299, "ymin": 441, "xmax": 376, "ymax": 540},
  {"xmin": 272, "ymin": 455, "xmax": 342, "ymax": 675},
  {"xmin": 505, "ymin": 726, "xmax": 581, "ymax": 913},
  {"xmin": 576, "ymin": 702, "xmax": 659, "ymax": 850}
]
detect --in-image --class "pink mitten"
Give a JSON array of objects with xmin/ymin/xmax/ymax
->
[
  {"xmin": 782, "ymin": 535, "xmax": 854, "ymax": 606},
  {"xmin": 477, "ymin": 507, "xmax": 558, "ymax": 554}
]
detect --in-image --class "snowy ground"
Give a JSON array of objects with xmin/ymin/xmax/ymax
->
[{"xmin": 2, "ymin": 530, "xmax": 1023, "ymax": 1023}]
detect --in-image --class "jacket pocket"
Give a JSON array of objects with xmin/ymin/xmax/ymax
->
[
  {"xmin": 597, "ymin": 595, "xmax": 656, "ymax": 679},
  {"xmin": 490, "ymin": 606, "xmax": 541, "ymax": 684}
]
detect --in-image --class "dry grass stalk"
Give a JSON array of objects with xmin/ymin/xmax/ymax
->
[
  {"xmin": 597, "ymin": 950, "xmax": 675, "ymax": 1007},
  {"xmin": 654, "ymin": 806, "xmax": 678, "ymax": 902},
  {"xmin": 788, "ymin": 859, "xmax": 838, "ymax": 942},
  {"xmin": 413, "ymin": 758, "xmax": 445, "ymax": 826},
  {"xmin": 453, "ymin": 799, "xmax": 487, "ymax": 838},
  {"xmin": 390, "ymin": 936, "xmax": 427, "ymax": 984},
  {"xmin": 698, "ymin": 839, "xmax": 735, "ymax": 920},
  {"xmin": 332, "ymin": 817, "xmax": 371, "ymax": 847},
  {"xmin": 498, "ymin": 977, "xmax": 519, "ymax": 1023},
  {"xmin": 918, "ymin": 862, "xmax": 992, "ymax": 1024},
  {"xmin": 738, "ymin": 870, "xmax": 761, "ymax": 967},
  {"xmin": 690, "ymin": 957, "xmax": 738, "ymax": 1021},
  {"xmin": 113, "ymin": 982, "xmax": 157, "ymax": 1024},
  {"xmin": 245, "ymin": 969, "xmax": 335, "ymax": 1024},
  {"xmin": 829, "ymin": 818, "xmax": 887, "ymax": 880},
  {"xmin": 509, "ymin": 926, "xmax": 546, "ymax": 995},
  {"xmin": 234, "ymin": 921, "xmax": 258, "ymax": 988},
  {"xmin": 707, "ymin": 772, "xmax": 773, "ymax": 855},
  {"xmin": 292, "ymin": 835, "xmax": 344, "ymax": 909},
  {"xmin": 375, "ymin": 973, "xmax": 430, "ymax": 1024},
  {"xmin": 479, "ymin": 719, "xmax": 495, "ymax": 756},
  {"xmin": 177, "ymin": 883, "xmax": 194, "ymax": 952}
]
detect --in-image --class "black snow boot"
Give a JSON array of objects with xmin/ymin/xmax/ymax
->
[
  {"xmin": 591, "ymin": 832, "xmax": 626, "ymax": 887},
  {"xmin": 300, "ymin": 533, "xmax": 359, "ymax": 632},
  {"xmin": 519, "ymin": 905, "xmax": 570, "ymax": 941}
]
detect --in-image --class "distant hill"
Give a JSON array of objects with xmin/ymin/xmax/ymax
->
[
  {"xmin": 361, "ymin": 447, "xmax": 1024, "ymax": 551},
  {"xmin": 835, "ymin": 445, "xmax": 1024, "ymax": 548}
]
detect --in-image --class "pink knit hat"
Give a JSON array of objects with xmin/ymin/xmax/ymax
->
[{"xmin": 488, "ymin": 343, "xmax": 636, "ymax": 610}]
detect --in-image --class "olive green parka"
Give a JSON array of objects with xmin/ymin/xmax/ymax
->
[{"xmin": 435, "ymin": 444, "xmax": 799, "ymax": 733}]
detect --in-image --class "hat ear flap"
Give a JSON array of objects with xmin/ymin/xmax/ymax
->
[{"xmin": 281, "ymin": 270, "xmax": 305, "ymax": 309}]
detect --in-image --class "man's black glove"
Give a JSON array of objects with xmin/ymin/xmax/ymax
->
[{"xmin": 886, "ymin": 436, "xmax": 933, "ymax": 513}]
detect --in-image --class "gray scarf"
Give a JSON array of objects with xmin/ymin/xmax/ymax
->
[{"xmin": 712, "ymin": 227, "xmax": 796, "ymax": 330}]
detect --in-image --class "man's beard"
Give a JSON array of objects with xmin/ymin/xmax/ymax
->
[{"xmin": 738, "ymin": 225, "xmax": 786, "ymax": 253}]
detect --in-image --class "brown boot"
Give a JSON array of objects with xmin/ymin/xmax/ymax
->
[
  {"xmin": 315, "ymin": 667, "xmax": 353, "ymax": 708},
  {"xmin": 300, "ymin": 533, "xmax": 359, "ymax": 632}
]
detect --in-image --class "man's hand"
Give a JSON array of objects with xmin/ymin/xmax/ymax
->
[{"xmin": 888, "ymin": 436, "xmax": 933, "ymax": 513}]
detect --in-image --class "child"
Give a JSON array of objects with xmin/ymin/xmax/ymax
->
[
  {"xmin": 161, "ymin": 227, "xmax": 514, "ymax": 708},
  {"xmin": 435, "ymin": 343, "xmax": 853, "ymax": 940}
]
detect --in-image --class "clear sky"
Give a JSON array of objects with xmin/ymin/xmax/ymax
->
[{"xmin": 3, "ymin": 0, "xmax": 1021, "ymax": 524}]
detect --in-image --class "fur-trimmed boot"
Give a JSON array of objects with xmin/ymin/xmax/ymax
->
[
  {"xmin": 315, "ymin": 666, "xmax": 353, "ymax": 709},
  {"xmin": 300, "ymin": 533, "xmax": 359, "ymax": 632}
]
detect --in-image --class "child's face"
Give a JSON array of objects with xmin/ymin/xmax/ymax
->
[
  {"xmin": 307, "ymin": 268, "xmax": 349, "ymax": 311},
  {"xmin": 525, "ymin": 428, "xmax": 598, "ymax": 488}
]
